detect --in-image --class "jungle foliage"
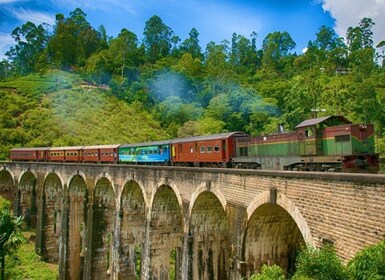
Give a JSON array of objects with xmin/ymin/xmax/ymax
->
[
  {"xmin": 250, "ymin": 241, "xmax": 385, "ymax": 280},
  {"xmin": 1, "ymin": 9, "xmax": 385, "ymax": 158}
]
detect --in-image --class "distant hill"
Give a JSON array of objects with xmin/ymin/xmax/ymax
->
[{"xmin": 0, "ymin": 70, "xmax": 169, "ymax": 159}]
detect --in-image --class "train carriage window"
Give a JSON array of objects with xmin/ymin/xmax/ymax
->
[
  {"xmin": 305, "ymin": 127, "xmax": 314, "ymax": 137},
  {"xmin": 240, "ymin": 147, "xmax": 248, "ymax": 156},
  {"xmin": 214, "ymin": 146, "xmax": 220, "ymax": 152},
  {"xmin": 335, "ymin": 135, "xmax": 350, "ymax": 142},
  {"xmin": 207, "ymin": 146, "xmax": 212, "ymax": 153},
  {"xmin": 190, "ymin": 147, "xmax": 193, "ymax": 153},
  {"xmin": 200, "ymin": 146, "xmax": 205, "ymax": 153}
]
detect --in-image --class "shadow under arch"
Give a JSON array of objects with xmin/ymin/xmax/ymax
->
[
  {"xmin": 67, "ymin": 174, "xmax": 88, "ymax": 280},
  {"xmin": 242, "ymin": 191, "xmax": 314, "ymax": 278},
  {"xmin": 18, "ymin": 170, "xmax": 38, "ymax": 228},
  {"xmin": 188, "ymin": 185, "xmax": 231, "ymax": 280},
  {"xmin": 148, "ymin": 178, "xmax": 184, "ymax": 280},
  {"xmin": 118, "ymin": 179, "xmax": 147, "ymax": 279},
  {"xmin": 0, "ymin": 168, "xmax": 15, "ymax": 203},
  {"xmin": 90, "ymin": 176, "xmax": 116, "ymax": 279},
  {"xmin": 42, "ymin": 172, "xmax": 64, "ymax": 263}
]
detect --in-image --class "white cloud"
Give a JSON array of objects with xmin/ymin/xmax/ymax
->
[
  {"xmin": 9, "ymin": 8, "xmax": 55, "ymax": 26},
  {"xmin": 0, "ymin": 0, "xmax": 23, "ymax": 3},
  {"xmin": 0, "ymin": 32, "xmax": 14, "ymax": 60},
  {"xmin": 50, "ymin": 0, "xmax": 139, "ymax": 15},
  {"xmin": 321, "ymin": 0, "xmax": 385, "ymax": 47}
]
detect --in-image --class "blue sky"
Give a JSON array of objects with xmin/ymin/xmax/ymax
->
[{"xmin": 1, "ymin": 0, "xmax": 385, "ymax": 60}]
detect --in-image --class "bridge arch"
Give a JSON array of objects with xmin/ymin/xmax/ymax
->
[
  {"xmin": 118, "ymin": 178, "xmax": 147, "ymax": 279},
  {"xmin": 94, "ymin": 172, "xmax": 116, "ymax": 194},
  {"xmin": 189, "ymin": 181, "xmax": 227, "ymax": 217},
  {"xmin": 243, "ymin": 190, "xmax": 313, "ymax": 278},
  {"xmin": 148, "ymin": 178, "xmax": 184, "ymax": 280},
  {"xmin": 91, "ymin": 176, "xmax": 116, "ymax": 279},
  {"xmin": 43, "ymin": 171, "xmax": 65, "ymax": 192},
  {"xmin": 18, "ymin": 170, "xmax": 38, "ymax": 228},
  {"xmin": 42, "ymin": 172, "xmax": 64, "ymax": 263},
  {"xmin": 0, "ymin": 167, "xmax": 15, "ymax": 203},
  {"xmin": 188, "ymin": 183, "xmax": 230, "ymax": 280},
  {"xmin": 66, "ymin": 173, "xmax": 88, "ymax": 280}
]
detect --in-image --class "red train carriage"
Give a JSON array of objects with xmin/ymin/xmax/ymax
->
[
  {"xmin": 171, "ymin": 132, "xmax": 249, "ymax": 167},
  {"xmin": 10, "ymin": 147, "xmax": 49, "ymax": 161},
  {"xmin": 82, "ymin": 145, "xmax": 120, "ymax": 163},
  {"xmin": 49, "ymin": 146, "xmax": 83, "ymax": 162}
]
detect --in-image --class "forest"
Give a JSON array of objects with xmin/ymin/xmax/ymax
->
[{"xmin": 1, "ymin": 8, "xmax": 385, "ymax": 161}]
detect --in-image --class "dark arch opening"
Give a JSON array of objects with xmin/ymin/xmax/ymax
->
[
  {"xmin": 18, "ymin": 171, "xmax": 37, "ymax": 228},
  {"xmin": 150, "ymin": 185, "xmax": 183, "ymax": 280},
  {"xmin": 243, "ymin": 203, "xmax": 305, "ymax": 278},
  {"xmin": 0, "ymin": 170, "xmax": 15, "ymax": 204},
  {"xmin": 42, "ymin": 173, "xmax": 63, "ymax": 263},
  {"xmin": 67, "ymin": 175, "xmax": 88, "ymax": 280},
  {"xmin": 91, "ymin": 177, "xmax": 115, "ymax": 279},
  {"xmin": 189, "ymin": 191, "xmax": 230, "ymax": 280},
  {"xmin": 119, "ymin": 180, "xmax": 146, "ymax": 279}
]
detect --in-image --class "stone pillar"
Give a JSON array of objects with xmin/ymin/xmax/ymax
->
[
  {"xmin": 111, "ymin": 185, "xmax": 122, "ymax": 280},
  {"xmin": 59, "ymin": 189, "xmax": 69, "ymax": 280},
  {"xmin": 82, "ymin": 198, "xmax": 94, "ymax": 280},
  {"xmin": 35, "ymin": 174, "xmax": 45, "ymax": 256}
]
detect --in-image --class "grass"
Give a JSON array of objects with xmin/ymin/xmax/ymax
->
[{"xmin": 5, "ymin": 230, "xmax": 58, "ymax": 280}]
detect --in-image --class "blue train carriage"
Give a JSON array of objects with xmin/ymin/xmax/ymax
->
[{"xmin": 118, "ymin": 140, "xmax": 172, "ymax": 165}]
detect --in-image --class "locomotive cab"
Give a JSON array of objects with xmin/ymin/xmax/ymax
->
[{"xmin": 295, "ymin": 116, "xmax": 379, "ymax": 172}]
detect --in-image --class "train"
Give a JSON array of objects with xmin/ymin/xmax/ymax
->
[{"xmin": 10, "ymin": 116, "xmax": 380, "ymax": 173}]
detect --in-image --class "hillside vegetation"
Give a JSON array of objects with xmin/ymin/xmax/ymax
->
[
  {"xmin": 1, "ymin": 8, "xmax": 385, "ymax": 159},
  {"xmin": 0, "ymin": 71, "xmax": 168, "ymax": 159}
]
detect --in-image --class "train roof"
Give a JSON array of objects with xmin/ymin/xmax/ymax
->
[
  {"xmin": 49, "ymin": 146, "xmax": 84, "ymax": 151},
  {"xmin": 120, "ymin": 140, "xmax": 173, "ymax": 148},
  {"xmin": 171, "ymin": 131, "xmax": 249, "ymax": 144},
  {"xmin": 83, "ymin": 144, "xmax": 120, "ymax": 149},
  {"xmin": 296, "ymin": 116, "xmax": 351, "ymax": 128},
  {"xmin": 11, "ymin": 147, "xmax": 50, "ymax": 151}
]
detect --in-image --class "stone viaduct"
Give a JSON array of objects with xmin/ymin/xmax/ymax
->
[{"xmin": 0, "ymin": 161, "xmax": 384, "ymax": 280}]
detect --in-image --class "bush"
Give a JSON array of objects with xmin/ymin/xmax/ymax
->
[
  {"xmin": 347, "ymin": 239, "xmax": 385, "ymax": 280},
  {"xmin": 291, "ymin": 245, "xmax": 348, "ymax": 280},
  {"xmin": 250, "ymin": 264, "xmax": 285, "ymax": 280}
]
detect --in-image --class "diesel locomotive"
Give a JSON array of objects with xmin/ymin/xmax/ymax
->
[{"xmin": 10, "ymin": 116, "xmax": 380, "ymax": 173}]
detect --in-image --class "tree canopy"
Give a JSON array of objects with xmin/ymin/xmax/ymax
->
[{"xmin": 1, "ymin": 10, "xmax": 385, "ymax": 158}]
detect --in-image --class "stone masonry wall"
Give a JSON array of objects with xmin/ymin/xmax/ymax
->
[{"xmin": 1, "ymin": 162, "xmax": 384, "ymax": 280}]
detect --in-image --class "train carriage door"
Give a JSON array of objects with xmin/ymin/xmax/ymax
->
[
  {"xmin": 316, "ymin": 126, "xmax": 324, "ymax": 155},
  {"xmin": 300, "ymin": 126, "xmax": 317, "ymax": 155},
  {"xmin": 222, "ymin": 140, "xmax": 227, "ymax": 160}
]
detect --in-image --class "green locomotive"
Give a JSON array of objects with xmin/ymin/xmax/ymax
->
[{"xmin": 233, "ymin": 116, "xmax": 379, "ymax": 173}]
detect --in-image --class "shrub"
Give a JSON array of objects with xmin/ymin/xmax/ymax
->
[
  {"xmin": 250, "ymin": 264, "xmax": 285, "ymax": 280},
  {"xmin": 347, "ymin": 239, "xmax": 385, "ymax": 280},
  {"xmin": 291, "ymin": 245, "xmax": 348, "ymax": 280}
]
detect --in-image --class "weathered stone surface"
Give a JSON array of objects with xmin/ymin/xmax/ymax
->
[{"xmin": 1, "ymin": 162, "xmax": 385, "ymax": 280}]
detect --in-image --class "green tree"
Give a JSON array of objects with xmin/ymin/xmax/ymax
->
[
  {"xmin": 6, "ymin": 21, "xmax": 48, "ymax": 74},
  {"xmin": 109, "ymin": 28, "xmax": 142, "ymax": 79},
  {"xmin": 292, "ymin": 246, "xmax": 348, "ymax": 280},
  {"xmin": 261, "ymin": 31, "xmax": 296, "ymax": 71},
  {"xmin": 346, "ymin": 18, "xmax": 375, "ymax": 73},
  {"xmin": 250, "ymin": 264, "xmax": 285, "ymax": 280},
  {"xmin": 347, "ymin": 239, "xmax": 385, "ymax": 280},
  {"xmin": 230, "ymin": 32, "xmax": 259, "ymax": 74},
  {"xmin": 48, "ymin": 8, "xmax": 102, "ymax": 67},
  {"xmin": 0, "ymin": 203, "xmax": 25, "ymax": 280},
  {"xmin": 179, "ymin": 28, "xmax": 203, "ymax": 59},
  {"xmin": 143, "ymin": 15, "xmax": 174, "ymax": 62}
]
